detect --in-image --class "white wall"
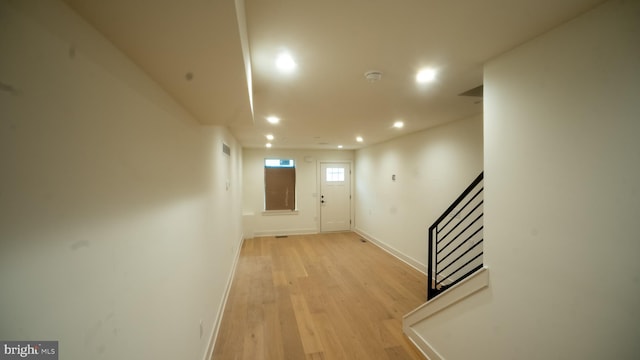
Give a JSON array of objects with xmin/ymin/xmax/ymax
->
[
  {"xmin": 354, "ymin": 115, "xmax": 483, "ymax": 270},
  {"xmin": 243, "ymin": 148, "xmax": 354, "ymax": 236},
  {"xmin": 410, "ymin": 0, "xmax": 640, "ymax": 358},
  {"xmin": 0, "ymin": 1, "xmax": 244, "ymax": 359}
]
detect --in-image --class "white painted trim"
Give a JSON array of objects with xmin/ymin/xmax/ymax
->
[
  {"xmin": 203, "ymin": 233, "xmax": 246, "ymax": 360},
  {"xmin": 402, "ymin": 267, "xmax": 489, "ymax": 360},
  {"xmin": 405, "ymin": 328, "xmax": 445, "ymax": 360},
  {"xmin": 436, "ymin": 273, "xmax": 454, "ymax": 286},
  {"xmin": 253, "ymin": 228, "xmax": 317, "ymax": 237},
  {"xmin": 354, "ymin": 228, "xmax": 427, "ymax": 274},
  {"xmin": 404, "ymin": 267, "xmax": 489, "ymax": 327},
  {"xmin": 317, "ymin": 160, "xmax": 355, "ymax": 233},
  {"xmin": 261, "ymin": 209, "xmax": 299, "ymax": 216}
]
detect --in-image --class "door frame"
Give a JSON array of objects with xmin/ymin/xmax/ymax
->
[{"xmin": 317, "ymin": 160, "xmax": 354, "ymax": 233}]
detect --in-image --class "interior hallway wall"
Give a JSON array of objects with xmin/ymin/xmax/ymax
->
[
  {"xmin": 0, "ymin": 1, "xmax": 244, "ymax": 359},
  {"xmin": 354, "ymin": 114, "xmax": 483, "ymax": 270},
  {"xmin": 410, "ymin": 0, "xmax": 640, "ymax": 358}
]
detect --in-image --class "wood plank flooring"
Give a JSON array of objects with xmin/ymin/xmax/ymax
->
[{"xmin": 212, "ymin": 232, "xmax": 427, "ymax": 360}]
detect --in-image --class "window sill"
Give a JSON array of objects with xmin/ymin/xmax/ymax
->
[{"xmin": 262, "ymin": 210, "xmax": 299, "ymax": 216}]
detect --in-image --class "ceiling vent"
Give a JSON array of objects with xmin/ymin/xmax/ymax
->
[
  {"xmin": 459, "ymin": 85, "xmax": 483, "ymax": 97},
  {"xmin": 364, "ymin": 71, "xmax": 383, "ymax": 82}
]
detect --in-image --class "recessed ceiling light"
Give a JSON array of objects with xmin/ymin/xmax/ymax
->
[
  {"xmin": 266, "ymin": 116, "xmax": 280, "ymax": 124},
  {"xmin": 356, "ymin": 136, "xmax": 364, "ymax": 143},
  {"xmin": 266, "ymin": 143, "xmax": 272, "ymax": 148},
  {"xmin": 416, "ymin": 68, "xmax": 437, "ymax": 83},
  {"xmin": 276, "ymin": 52, "xmax": 296, "ymax": 72},
  {"xmin": 338, "ymin": 145, "xmax": 343, "ymax": 149},
  {"xmin": 393, "ymin": 121, "xmax": 404, "ymax": 128},
  {"xmin": 266, "ymin": 134, "xmax": 274, "ymax": 140}
]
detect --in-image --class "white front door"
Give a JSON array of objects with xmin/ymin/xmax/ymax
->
[{"xmin": 320, "ymin": 162, "xmax": 351, "ymax": 232}]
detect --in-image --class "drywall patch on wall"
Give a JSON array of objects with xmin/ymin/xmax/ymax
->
[{"xmin": 70, "ymin": 240, "xmax": 90, "ymax": 251}]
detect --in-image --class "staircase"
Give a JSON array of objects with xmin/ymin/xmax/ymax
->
[
  {"xmin": 428, "ymin": 172, "xmax": 484, "ymax": 300},
  {"xmin": 403, "ymin": 172, "xmax": 489, "ymax": 359}
]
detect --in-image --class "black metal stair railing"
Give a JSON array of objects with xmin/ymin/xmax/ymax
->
[{"xmin": 427, "ymin": 172, "xmax": 484, "ymax": 300}]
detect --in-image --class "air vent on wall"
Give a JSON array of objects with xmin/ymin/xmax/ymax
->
[{"xmin": 222, "ymin": 143, "xmax": 231, "ymax": 156}]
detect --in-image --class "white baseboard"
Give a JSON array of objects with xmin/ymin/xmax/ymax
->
[
  {"xmin": 404, "ymin": 328, "xmax": 445, "ymax": 360},
  {"xmin": 402, "ymin": 267, "xmax": 489, "ymax": 360},
  {"xmin": 253, "ymin": 228, "xmax": 317, "ymax": 237},
  {"xmin": 354, "ymin": 228, "xmax": 426, "ymax": 274},
  {"xmin": 202, "ymin": 233, "xmax": 245, "ymax": 360}
]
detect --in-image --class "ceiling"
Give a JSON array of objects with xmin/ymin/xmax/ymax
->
[{"xmin": 63, "ymin": 0, "xmax": 604, "ymax": 150}]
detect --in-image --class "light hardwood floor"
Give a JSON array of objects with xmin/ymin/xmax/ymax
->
[{"xmin": 212, "ymin": 232, "xmax": 427, "ymax": 360}]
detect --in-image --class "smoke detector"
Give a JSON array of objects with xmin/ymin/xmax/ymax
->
[{"xmin": 364, "ymin": 70, "xmax": 383, "ymax": 82}]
